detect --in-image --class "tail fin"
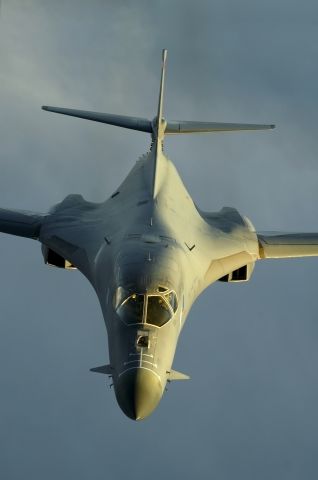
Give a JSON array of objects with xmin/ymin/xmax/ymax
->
[
  {"xmin": 152, "ymin": 48, "xmax": 168, "ymax": 141},
  {"xmin": 42, "ymin": 50, "xmax": 275, "ymax": 137}
]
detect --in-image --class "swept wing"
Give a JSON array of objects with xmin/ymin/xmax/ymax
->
[
  {"xmin": 258, "ymin": 233, "xmax": 318, "ymax": 258},
  {"xmin": 0, "ymin": 208, "xmax": 44, "ymax": 239}
]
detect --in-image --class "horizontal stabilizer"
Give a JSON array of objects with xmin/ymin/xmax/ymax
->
[
  {"xmin": 167, "ymin": 369, "xmax": 190, "ymax": 381},
  {"xmin": 42, "ymin": 106, "xmax": 152, "ymax": 133},
  {"xmin": 42, "ymin": 107, "xmax": 275, "ymax": 137},
  {"xmin": 90, "ymin": 364, "xmax": 113, "ymax": 375},
  {"xmin": 166, "ymin": 120, "xmax": 275, "ymax": 134}
]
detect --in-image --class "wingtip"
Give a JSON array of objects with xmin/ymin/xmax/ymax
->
[
  {"xmin": 270, "ymin": 124, "xmax": 275, "ymax": 129},
  {"xmin": 42, "ymin": 105, "xmax": 48, "ymax": 111}
]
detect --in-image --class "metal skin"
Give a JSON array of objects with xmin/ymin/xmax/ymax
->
[
  {"xmin": 2, "ymin": 50, "xmax": 318, "ymax": 420},
  {"xmin": 38, "ymin": 141, "xmax": 258, "ymax": 420}
]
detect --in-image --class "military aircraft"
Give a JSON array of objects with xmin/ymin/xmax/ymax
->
[{"xmin": 1, "ymin": 50, "xmax": 318, "ymax": 421}]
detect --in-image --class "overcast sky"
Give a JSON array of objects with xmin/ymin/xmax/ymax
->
[{"xmin": 1, "ymin": 1, "xmax": 318, "ymax": 479}]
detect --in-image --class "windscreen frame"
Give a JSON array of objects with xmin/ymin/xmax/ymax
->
[{"xmin": 115, "ymin": 286, "xmax": 178, "ymax": 327}]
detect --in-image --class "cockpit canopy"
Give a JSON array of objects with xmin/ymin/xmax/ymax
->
[{"xmin": 115, "ymin": 286, "xmax": 178, "ymax": 327}]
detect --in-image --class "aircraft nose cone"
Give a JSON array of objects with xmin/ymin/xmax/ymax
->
[{"xmin": 115, "ymin": 368, "xmax": 162, "ymax": 420}]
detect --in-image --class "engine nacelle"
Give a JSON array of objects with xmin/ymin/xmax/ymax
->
[
  {"xmin": 218, "ymin": 262, "xmax": 255, "ymax": 283},
  {"xmin": 41, "ymin": 245, "xmax": 76, "ymax": 270}
]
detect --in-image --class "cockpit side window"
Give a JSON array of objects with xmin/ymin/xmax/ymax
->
[
  {"xmin": 117, "ymin": 294, "xmax": 144, "ymax": 325},
  {"xmin": 146, "ymin": 295, "xmax": 172, "ymax": 327},
  {"xmin": 113, "ymin": 286, "xmax": 128, "ymax": 310},
  {"xmin": 164, "ymin": 291, "xmax": 178, "ymax": 313},
  {"xmin": 158, "ymin": 286, "xmax": 168, "ymax": 293}
]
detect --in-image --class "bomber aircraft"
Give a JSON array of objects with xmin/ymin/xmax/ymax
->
[{"xmin": 1, "ymin": 50, "xmax": 318, "ymax": 420}]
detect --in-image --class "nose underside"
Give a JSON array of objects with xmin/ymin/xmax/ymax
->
[{"xmin": 115, "ymin": 368, "xmax": 163, "ymax": 420}]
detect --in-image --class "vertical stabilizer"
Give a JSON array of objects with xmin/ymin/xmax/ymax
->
[
  {"xmin": 151, "ymin": 49, "xmax": 168, "ymax": 198},
  {"xmin": 152, "ymin": 49, "xmax": 168, "ymax": 142}
]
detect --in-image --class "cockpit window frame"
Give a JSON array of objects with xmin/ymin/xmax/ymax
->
[
  {"xmin": 145, "ymin": 294, "xmax": 173, "ymax": 328},
  {"xmin": 114, "ymin": 286, "xmax": 178, "ymax": 328},
  {"xmin": 164, "ymin": 291, "xmax": 178, "ymax": 313},
  {"xmin": 116, "ymin": 293, "xmax": 146, "ymax": 326}
]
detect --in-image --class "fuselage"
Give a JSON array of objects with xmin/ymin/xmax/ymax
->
[
  {"xmin": 93, "ymin": 147, "xmax": 211, "ymax": 419},
  {"xmin": 39, "ymin": 146, "xmax": 259, "ymax": 419}
]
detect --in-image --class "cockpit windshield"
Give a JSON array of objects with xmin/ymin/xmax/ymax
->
[
  {"xmin": 146, "ymin": 296, "xmax": 171, "ymax": 327},
  {"xmin": 115, "ymin": 286, "xmax": 178, "ymax": 327},
  {"xmin": 117, "ymin": 294, "xmax": 144, "ymax": 325}
]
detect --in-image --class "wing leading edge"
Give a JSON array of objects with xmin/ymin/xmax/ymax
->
[
  {"xmin": 0, "ymin": 208, "xmax": 44, "ymax": 239},
  {"xmin": 258, "ymin": 233, "xmax": 318, "ymax": 259}
]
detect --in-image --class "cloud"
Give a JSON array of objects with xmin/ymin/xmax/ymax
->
[{"xmin": 1, "ymin": 1, "xmax": 318, "ymax": 479}]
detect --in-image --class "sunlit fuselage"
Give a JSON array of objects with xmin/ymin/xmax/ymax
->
[
  {"xmin": 40, "ymin": 147, "xmax": 258, "ymax": 420},
  {"xmin": 90, "ymin": 150, "xmax": 208, "ymax": 419}
]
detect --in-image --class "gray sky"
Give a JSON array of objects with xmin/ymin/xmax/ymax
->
[{"xmin": 1, "ymin": 1, "xmax": 318, "ymax": 479}]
